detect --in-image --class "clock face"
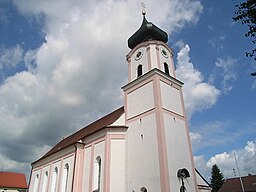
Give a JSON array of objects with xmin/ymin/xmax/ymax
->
[
  {"xmin": 161, "ymin": 48, "xmax": 169, "ymax": 58},
  {"xmin": 135, "ymin": 49, "xmax": 143, "ymax": 60}
]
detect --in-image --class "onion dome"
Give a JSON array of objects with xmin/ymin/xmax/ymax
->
[{"xmin": 128, "ymin": 12, "xmax": 168, "ymax": 49}]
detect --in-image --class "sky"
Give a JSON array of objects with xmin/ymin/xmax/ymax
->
[{"xmin": 0, "ymin": 0, "xmax": 255, "ymax": 182}]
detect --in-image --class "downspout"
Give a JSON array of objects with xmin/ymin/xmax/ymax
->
[
  {"xmin": 27, "ymin": 164, "xmax": 33, "ymax": 192},
  {"xmin": 71, "ymin": 144, "xmax": 78, "ymax": 191}
]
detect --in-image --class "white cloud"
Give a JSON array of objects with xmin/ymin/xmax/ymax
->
[
  {"xmin": 0, "ymin": 154, "xmax": 28, "ymax": 173},
  {"xmin": 176, "ymin": 44, "xmax": 220, "ymax": 119},
  {"xmin": 190, "ymin": 132, "xmax": 203, "ymax": 151},
  {"xmin": 208, "ymin": 35, "xmax": 226, "ymax": 51},
  {"xmin": 190, "ymin": 132, "xmax": 203, "ymax": 141},
  {"xmin": 194, "ymin": 155, "xmax": 210, "ymax": 180},
  {"xmin": 0, "ymin": 45, "xmax": 23, "ymax": 70},
  {"xmin": 0, "ymin": 0, "xmax": 203, "ymax": 176},
  {"xmin": 174, "ymin": 40, "xmax": 186, "ymax": 49},
  {"xmin": 0, "ymin": 6, "xmax": 9, "ymax": 27},
  {"xmin": 215, "ymin": 57, "xmax": 238, "ymax": 94},
  {"xmin": 195, "ymin": 140, "xmax": 256, "ymax": 180},
  {"xmin": 190, "ymin": 119, "xmax": 256, "ymax": 155},
  {"xmin": 207, "ymin": 141, "xmax": 256, "ymax": 178},
  {"xmin": 24, "ymin": 49, "xmax": 37, "ymax": 73}
]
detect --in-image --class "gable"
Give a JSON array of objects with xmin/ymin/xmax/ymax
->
[{"xmin": 195, "ymin": 169, "xmax": 211, "ymax": 187}]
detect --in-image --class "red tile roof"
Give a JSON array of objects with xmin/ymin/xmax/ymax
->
[
  {"xmin": 0, "ymin": 172, "xmax": 27, "ymax": 189},
  {"xmin": 218, "ymin": 175, "xmax": 256, "ymax": 192},
  {"xmin": 33, "ymin": 106, "xmax": 125, "ymax": 164}
]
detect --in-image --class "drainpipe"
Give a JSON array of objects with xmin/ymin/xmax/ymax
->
[
  {"xmin": 71, "ymin": 144, "xmax": 78, "ymax": 191},
  {"xmin": 27, "ymin": 165, "xmax": 33, "ymax": 192}
]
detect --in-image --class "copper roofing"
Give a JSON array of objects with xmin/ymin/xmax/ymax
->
[
  {"xmin": 218, "ymin": 175, "xmax": 256, "ymax": 192},
  {"xmin": 128, "ymin": 13, "xmax": 168, "ymax": 49},
  {"xmin": 33, "ymin": 106, "xmax": 125, "ymax": 164},
  {"xmin": 0, "ymin": 172, "xmax": 27, "ymax": 189}
]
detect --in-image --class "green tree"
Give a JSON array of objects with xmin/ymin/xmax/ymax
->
[
  {"xmin": 210, "ymin": 164, "xmax": 225, "ymax": 192},
  {"xmin": 233, "ymin": 0, "xmax": 256, "ymax": 76}
]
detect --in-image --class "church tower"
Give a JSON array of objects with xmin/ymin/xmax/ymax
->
[{"xmin": 123, "ymin": 12, "xmax": 198, "ymax": 192}]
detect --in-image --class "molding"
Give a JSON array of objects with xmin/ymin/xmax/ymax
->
[
  {"xmin": 83, "ymin": 126, "xmax": 128, "ymax": 145},
  {"xmin": 32, "ymin": 146, "xmax": 75, "ymax": 168},
  {"xmin": 126, "ymin": 40, "xmax": 174, "ymax": 58},
  {"xmin": 122, "ymin": 68, "xmax": 183, "ymax": 91}
]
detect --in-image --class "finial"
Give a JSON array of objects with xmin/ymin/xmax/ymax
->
[{"xmin": 141, "ymin": 2, "xmax": 146, "ymax": 15}]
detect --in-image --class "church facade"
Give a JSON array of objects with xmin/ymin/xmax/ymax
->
[{"xmin": 28, "ymin": 13, "xmax": 211, "ymax": 192}]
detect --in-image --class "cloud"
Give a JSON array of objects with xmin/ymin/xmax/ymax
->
[
  {"xmin": 214, "ymin": 57, "xmax": 238, "ymax": 94},
  {"xmin": 206, "ymin": 140, "xmax": 256, "ymax": 178},
  {"xmin": 194, "ymin": 140, "xmax": 256, "ymax": 181},
  {"xmin": 190, "ymin": 132, "xmax": 203, "ymax": 151},
  {"xmin": 190, "ymin": 119, "xmax": 256, "ymax": 155},
  {"xmin": 0, "ymin": 45, "xmax": 23, "ymax": 70},
  {"xmin": 191, "ymin": 121, "xmax": 234, "ymax": 151},
  {"xmin": 0, "ymin": 0, "xmax": 204, "ymax": 177},
  {"xmin": 194, "ymin": 155, "xmax": 210, "ymax": 180},
  {"xmin": 0, "ymin": 6, "xmax": 9, "ymax": 27},
  {"xmin": 0, "ymin": 153, "xmax": 28, "ymax": 173},
  {"xmin": 208, "ymin": 35, "xmax": 226, "ymax": 51},
  {"xmin": 176, "ymin": 44, "xmax": 220, "ymax": 119}
]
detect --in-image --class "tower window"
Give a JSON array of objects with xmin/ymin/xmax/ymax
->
[
  {"xmin": 164, "ymin": 62, "xmax": 170, "ymax": 75},
  {"xmin": 137, "ymin": 64, "xmax": 143, "ymax": 77}
]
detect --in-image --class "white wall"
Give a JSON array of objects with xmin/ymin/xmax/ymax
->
[
  {"xmin": 93, "ymin": 140, "xmax": 105, "ymax": 191},
  {"xmin": 163, "ymin": 113, "xmax": 196, "ymax": 192},
  {"xmin": 130, "ymin": 46, "xmax": 148, "ymax": 81},
  {"xmin": 82, "ymin": 147, "xmax": 91, "ymax": 192},
  {"xmin": 29, "ymin": 151, "xmax": 75, "ymax": 192},
  {"xmin": 110, "ymin": 139, "xmax": 126, "ymax": 192},
  {"xmin": 128, "ymin": 42, "xmax": 175, "ymax": 82},
  {"xmin": 126, "ymin": 113, "xmax": 161, "ymax": 192},
  {"xmin": 40, "ymin": 165, "xmax": 50, "ymax": 192},
  {"xmin": 127, "ymin": 81, "xmax": 154, "ymax": 119},
  {"xmin": 196, "ymin": 171, "xmax": 211, "ymax": 192},
  {"xmin": 49, "ymin": 160, "xmax": 61, "ymax": 192},
  {"xmin": 29, "ymin": 169, "xmax": 41, "ymax": 192},
  {"xmin": 158, "ymin": 45, "xmax": 175, "ymax": 77},
  {"xmin": 160, "ymin": 81, "xmax": 183, "ymax": 115},
  {"xmin": 60, "ymin": 155, "xmax": 74, "ymax": 192},
  {"xmin": 149, "ymin": 44, "xmax": 158, "ymax": 69}
]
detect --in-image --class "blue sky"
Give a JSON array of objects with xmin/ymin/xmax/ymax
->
[{"xmin": 0, "ymin": 0, "xmax": 255, "ymax": 181}]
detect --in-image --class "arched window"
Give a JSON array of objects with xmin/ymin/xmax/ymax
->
[
  {"xmin": 164, "ymin": 62, "xmax": 170, "ymax": 75},
  {"xmin": 137, "ymin": 64, "xmax": 143, "ymax": 77},
  {"xmin": 32, "ymin": 174, "xmax": 39, "ymax": 192},
  {"xmin": 93, "ymin": 156, "xmax": 102, "ymax": 192},
  {"xmin": 50, "ymin": 167, "xmax": 58, "ymax": 192},
  {"xmin": 41, "ymin": 171, "xmax": 49, "ymax": 192},
  {"xmin": 61, "ymin": 163, "xmax": 69, "ymax": 192},
  {"xmin": 140, "ymin": 187, "xmax": 148, "ymax": 192}
]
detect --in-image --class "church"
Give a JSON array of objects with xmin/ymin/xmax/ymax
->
[{"xmin": 28, "ymin": 11, "xmax": 211, "ymax": 192}]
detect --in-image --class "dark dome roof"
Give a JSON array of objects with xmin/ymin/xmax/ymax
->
[{"xmin": 128, "ymin": 14, "xmax": 168, "ymax": 49}]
